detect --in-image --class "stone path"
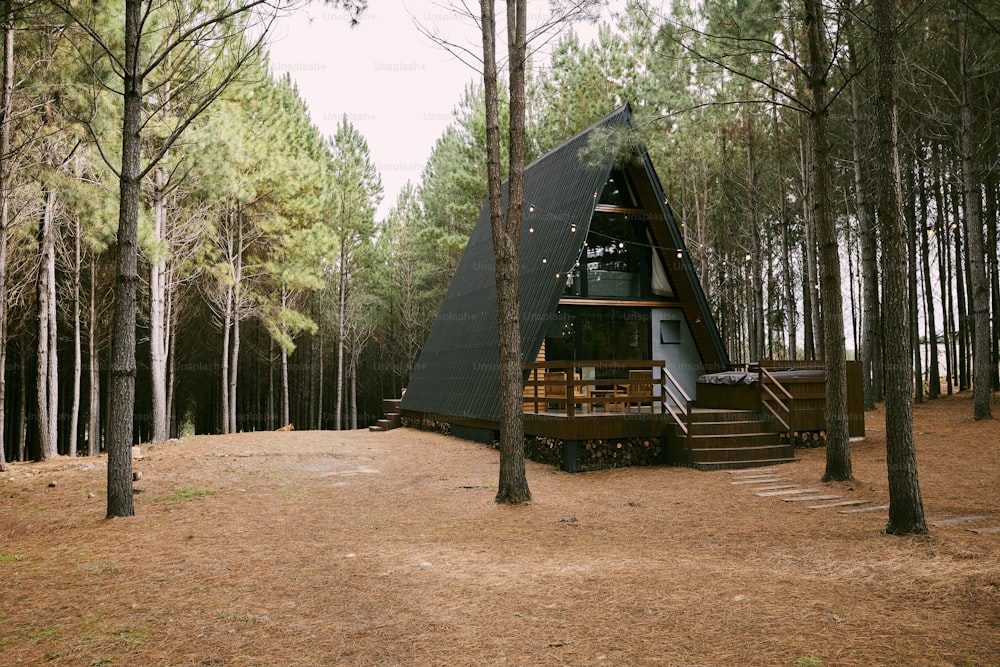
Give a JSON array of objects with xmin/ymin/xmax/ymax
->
[{"xmin": 724, "ymin": 467, "xmax": 1000, "ymax": 534}]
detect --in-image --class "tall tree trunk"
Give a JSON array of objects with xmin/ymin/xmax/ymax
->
[
  {"xmin": 220, "ymin": 282, "xmax": 232, "ymax": 434},
  {"xmin": 951, "ymin": 180, "xmax": 968, "ymax": 391},
  {"xmin": 166, "ymin": 285, "xmax": 176, "ymax": 437},
  {"xmin": 484, "ymin": 0, "xmax": 529, "ymax": 504},
  {"xmin": 850, "ymin": 36, "xmax": 881, "ymax": 408},
  {"xmin": 107, "ymin": 0, "xmax": 143, "ymax": 517},
  {"xmin": 803, "ymin": 0, "xmax": 850, "ymax": 482},
  {"xmin": 229, "ymin": 219, "xmax": 242, "ymax": 434},
  {"xmin": 905, "ymin": 163, "xmax": 923, "ymax": 403},
  {"xmin": 0, "ymin": 0, "xmax": 13, "ymax": 465},
  {"xmin": 316, "ymin": 303, "xmax": 324, "ymax": 430},
  {"xmin": 335, "ymin": 247, "xmax": 346, "ymax": 431},
  {"xmin": 933, "ymin": 153, "xmax": 954, "ymax": 396},
  {"xmin": 70, "ymin": 215, "xmax": 82, "ymax": 455},
  {"xmin": 88, "ymin": 253, "xmax": 100, "ymax": 456},
  {"xmin": 267, "ymin": 337, "xmax": 275, "ymax": 431},
  {"xmin": 872, "ymin": 0, "xmax": 926, "ymax": 534},
  {"xmin": 281, "ymin": 345, "xmax": 289, "ymax": 428},
  {"xmin": 149, "ymin": 167, "xmax": 168, "ymax": 442},
  {"xmin": 958, "ymin": 9, "xmax": 992, "ymax": 420},
  {"xmin": 37, "ymin": 188, "xmax": 57, "ymax": 460},
  {"xmin": 986, "ymin": 173, "xmax": 1000, "ymax": 392},
  {"xmin": 918, "ymin": 161, "xmax": 939, "ymax": 398}
]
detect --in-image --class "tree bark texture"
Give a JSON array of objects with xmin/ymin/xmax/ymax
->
[
  {"xmin": 0, "ymin": 0, "xmax": 12, "ymax": 464},
  {"xmin": 482, "ymin": 0, "xmax": 530, "ymax": 505},
  {"xmin": 802, "ymin": 0, "xmax": 850, "ymax": 482},
  {"xmin": 107, "ymin": 0, "xmax": 142, "ymax": 518},
  {"xmin": 958, "ymin": 10, "xmax": 992, "ymax": 420},
  {"xmin": 872, "ymin": 0, "xmax": 927, "ymax": 535}
]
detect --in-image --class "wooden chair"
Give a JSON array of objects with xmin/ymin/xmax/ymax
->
[
  {"xmin": 625, "ymin": 370, "xmax": 654, "ymax": 413},
  {"xmin": 544, "ymin": 372, "xmax": 568, "ymax": 412}
]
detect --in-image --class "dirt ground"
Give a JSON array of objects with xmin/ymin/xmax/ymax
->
[{"xmin": 1, "ymin": 392, "xmax": 998, "ymax": 667}]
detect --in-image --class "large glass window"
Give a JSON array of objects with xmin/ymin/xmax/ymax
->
[
  {"xmin": 545, "ymin": 307, "xmax": 651, "ymax": 363},
  {"xmin": 564, "ymin": 212, "xmax": 651, "ymax": 298}
]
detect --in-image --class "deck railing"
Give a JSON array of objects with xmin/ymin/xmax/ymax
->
[
  {"xmin": 522, "ymin": 360, "xmax": 691, "ymax": 435},
  {"xmin": 758, "ymin": 365, "xmax": 795, "ymax": 432}
]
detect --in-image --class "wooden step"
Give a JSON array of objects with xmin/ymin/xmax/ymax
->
[
  {"xmin": 683, "ymin": 409, "xmax": 767, "ymax": 423},
  {"xmin": 689, "ymin": 432, "xmax": 780, "ymax": 448},
  {"xmin": 687, "ymin": 420, "xmax": 773, "ymax": 436},
  {"xmin": 691, "ymin": 458, "xmax": 797, "ymax": 471},
  {"xmin": 690, "ymin": 444, "xmax": 794, "ymax": 464},
  {"xmin": 382, "ymin": 398, "xmax": 402, "ymax": 414},
  {"xmin": 368, "ymin": 425, "xmax": 385, "ymax": 432}
]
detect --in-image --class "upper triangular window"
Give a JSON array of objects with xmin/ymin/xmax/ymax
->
[{"xmin": 598, "ymin": 169, "xmax": 640, "ymax": 208}]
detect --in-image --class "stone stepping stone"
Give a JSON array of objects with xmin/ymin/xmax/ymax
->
[
  {"xmin": 930, "ymin": 515, "xmax": 990, "ymax": 527},
  {"xmin": 756, "ymin": 488, "xmax": 821, "ymax": 497},
  {"xmin": 730, "ymin": 478, "xmax": 786, "ymax": 485},
  {"xmin": 968, "ymin": 527, "xmax": 1000, "ymax": 535},
  {"xmin": 808, "ymin": 499, "xmax": 873, "ymax": 509},
  {"xmin": 782, "ymin": 494, "xmax": 843, "ymax": 503},
  {"xmin": 728, "ymin": 468, "xmax": 781, "ymax": 475},
  {"xmin": 751, "ymin": 485, "xmax": 799, "ymax": 491},
  {"xmin": 730, "ymin": 473, "xmax": 782, "ymax": 480},
  {"xmin": 839, "ymin": 504, "xmax": 890, "ymax": 514}
]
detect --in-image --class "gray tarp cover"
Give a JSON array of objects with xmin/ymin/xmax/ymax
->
[{"xmin": 697, "ymin": 369, "xmax": 826, "ymax": 385}]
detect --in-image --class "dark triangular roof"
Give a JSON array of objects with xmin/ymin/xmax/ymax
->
[{"xmin": 401, "ymin": 105, "xmax": 727, "ymax": 423}]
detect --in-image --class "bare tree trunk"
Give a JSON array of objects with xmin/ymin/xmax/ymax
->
[
  {"xmin": 107, "ymin": 0, "xmax": 143, "ymax": 517},
  {"xmin": 37, "ymin": 188, "xmax": 57, "ymax": 460},
  {"xmin": 70, "ymin": 214, "xmax": 82, "ymax": 456},
  {"xmin": 951, "ymin": 180, "xmax": 968, "ymax": 391},
  {"xmin": 933, "ymin": 154, "xmax": 954, "ymax": 396},
  {"xmin": 918, "ymin": 161, "xmax": 939, "ymax": 398},
  {"xmin": 149, "ymin": 167, "xmax": 169, "ymax": 442},
  {"xmin": 487, "ymin": 0, "xmax": 530, "ymax": 504},
  {"xmin": 88, "ymin": 253, "xmax": 100, "ymax": 456},
  {"xmin": 850, "ymin": 34, "xmax": 880, "ymax": 408},
  {"xmin": 166, "ymin": 285, "xmax": 176, "ymax": 437},
  {"xmin": 905, "ymin": 164, "xmax": 923, "ymax": 403},
  {"xmin": 220, "ymin": 281, "xmax": 232, "ymax": 434},
  {"xmin": 281, "ymin": 346, "xmax": 289, "ymax": 428},
  {"xmin": 958, "ymin": 10, "xmax": 992, "ymax": 420},
  {"xmin": 803, "ymin": 0, "xmax": 850, "ymax": 481},
  {"xmin": 872, "ymin": 0, "xmax": 926, "ymax": 535},
  {"xmin": 316, "ymin": 302, "xmax": 324, "ymax": 430},
  {"xmin": 350, "ymin": 348, "xmax": 358, "ymax": 430},
  {"xmin": 230, "ymin": 308, "xmax": 240, "ymax": 432},
  {"xmin": 335, "ymin": 245, "xmax": 348, "ymax": 431},
  {"xmin": 267, "ymin": 337, "xmax": 275, "ymax": 431},
  {"xmin": 0, "ymin": 0, "xmax": 12, "ymax": 465}
]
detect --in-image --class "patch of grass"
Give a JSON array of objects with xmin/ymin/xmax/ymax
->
[
  {"xmin": 89, "ymin": 657, "xmax": 114, "ymax": 666},
  {"xmin": 113, "ymin": 625, "xmax": 150, "ymax": 648},
  {"xmin": 795, "ymin": 657, "xmax": 823, "ymax": 666},
  {"xmin": 0, "ymin": 553, "xmax": 23, "ymax": 563},
  {"xmin": 153, "ymin": 487, "xmax": 216, "ymax": 503}
]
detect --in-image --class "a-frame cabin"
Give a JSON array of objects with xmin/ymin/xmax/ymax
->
[{"xmin": 398, "ymin": 105, "xmax": 850, "ymax": 471}]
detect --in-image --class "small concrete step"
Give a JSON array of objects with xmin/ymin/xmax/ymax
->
[{"xmin": 368, "ymin": 425, "xmax": 385, "ymax": 432}]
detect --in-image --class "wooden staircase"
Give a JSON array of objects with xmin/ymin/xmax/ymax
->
[
  {"xmin": 369, "ymin": 398, "xmax": 402, "ymax": 432},
  {"xmin": 676, "ymin": 409, "xmax": 795, "ymax": 470}
]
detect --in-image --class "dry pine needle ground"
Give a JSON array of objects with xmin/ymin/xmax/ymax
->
[{"xmin": 1, "ymin": 391, "xmax": 998, "ymax": 666}]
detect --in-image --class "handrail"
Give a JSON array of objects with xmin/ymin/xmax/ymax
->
[{"xmin": 759, "ymin": 366, "xmax": 793, "ymax": 432}]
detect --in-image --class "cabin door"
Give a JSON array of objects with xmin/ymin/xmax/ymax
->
[{"xmin": 651, "ymin": 308, "xmax": 704, "ymax": 401}]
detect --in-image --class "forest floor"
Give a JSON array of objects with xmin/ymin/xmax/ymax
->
[{"xmin": 1, "ymin": 392, "xmax": 998, "ymax": 667}]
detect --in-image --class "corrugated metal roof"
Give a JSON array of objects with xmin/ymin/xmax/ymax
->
[{"xmin": 401, "ymin": 105, "xmax": 727, "ymax": 423}]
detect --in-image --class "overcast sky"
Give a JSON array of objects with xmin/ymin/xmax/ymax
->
[{"xmin": 266, "ymin": 1, "xmax": 619, "ymax": 219}]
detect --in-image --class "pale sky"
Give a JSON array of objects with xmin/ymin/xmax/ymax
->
[{"xmin": 266, "ymin": 1, "xmax": 619, "ymax": 219}]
